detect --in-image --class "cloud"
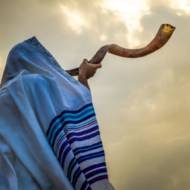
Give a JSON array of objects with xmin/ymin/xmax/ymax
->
[
  {"xmin": 100, "ymin": 0, "xmax": 151, "ymax": 47},
  {"xmin": 0, "ymin": 1, "xmax": 190, "ymax": 190},
  {"xmin": 101, "ymin": 62, "xmax": 190, "ymax": 189},
  {"xmin": 169, "ymin": 0, "xmax": 190, "ymax": 16},
  {"xmin": 59, "ymin": 3, "xmax": 91, "ymax": 34},
  {"xmin": 150, "ymin": 0, "xmax": 190, "ymax": 16},
  {"xmin": 91, "ymin": 3, "xmax": 190, "ymax": 189}
]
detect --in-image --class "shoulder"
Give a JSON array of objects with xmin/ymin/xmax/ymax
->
[{"xmin": 1, "ymin": 72, "xmax": 57, "ymax": 94}]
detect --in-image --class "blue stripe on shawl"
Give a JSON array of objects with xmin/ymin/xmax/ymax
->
[
  {"xmin": 57, "ymin": 140, "xmax": 68, "ymax": 161},
  {"xmin": 50, "ymin": 113, "xmax": 96, "ymax": 146},
  {"xmin": 47, "ymin": 103, "xmax": 93, "ymax": 136},
  {"xmin": 67, "ymin": 131, "xmax": 100, "ymax": 144},
  {"xmin": 80, "ymin": 180, "xmax": 91, "ymax": 190},
  {"xmin": 47, "ymin": 104, "xmax": 95, "ymax": 141},
  {"xmin": 82, "ymin": 162, "xmax": 106, "ymax": 174},
  {"xmin": 50, "ymin": 117, "xmax": 96, "ymax": 146},
  {"xmin": 73, "ymin": 142, "xmax": 102, "ymax": 155},
  {"xmin": 67, "ymin": 157, "xmax": 77, "ymax": 180},
  {"xmin": 89, "ymin": 175, "xmax": 108, "ymax": 185},
  {"xmin": 72, "ymin": 167, "xmax": 82, "ymax": 186},
  {"xmin": 46, "ymin": 102, "xmax": 108, "ymax": 190},
  {"xmin": 66, "ymin": 126, "xmax": 98, "ymax": 138},
  {"xmin": 86, "ymin": 168, "xmax": 107, "ymax": 179},
  {"xmin": 77, "ymin": 151, "xmax": 105, "ymax": 164}
]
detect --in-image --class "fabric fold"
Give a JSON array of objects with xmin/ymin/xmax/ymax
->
[{"xmin": 0, "ymin": 37, "xmax": 115, "ymax": 190}]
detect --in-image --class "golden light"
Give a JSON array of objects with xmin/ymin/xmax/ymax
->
[
  {"xmin": 59, "ymin": 4, "xmax": 89, "ymax": 34},
  {"xmin": 162, "ymin": 24, "xmax": 175, "ymax": 33},
  {"xmin": 101, "ymin": 0, "xmax": 151, "ymax": 47},
  {"xmin": 169, "ymin": 0, "xmax": 190, "ymax": 15},
  {"xmin": 100, "ymin": 34, "xmax": 108, "ymax": 42}
]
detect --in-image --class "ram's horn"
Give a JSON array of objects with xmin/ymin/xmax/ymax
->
[{"xmin": 66, "ymin": 24, "xmax": 175, "ymax": 76}]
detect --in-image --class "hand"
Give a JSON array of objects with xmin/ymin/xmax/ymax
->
[{"xmin": 78, "ymin": 59, "xmax": 102, "ymax": 80}]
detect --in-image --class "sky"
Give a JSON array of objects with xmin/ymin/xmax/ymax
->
[{"xmin": 0, "ymin": 0, "xmax": 190, "ymax": 189}]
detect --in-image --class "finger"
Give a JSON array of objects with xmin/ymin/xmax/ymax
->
[
  {"xmin": 82, "ymin": 58, "xmax": 88, "ymax": 64},
  {"xmin": 95, "ymin": 63, "xmax": 102, "ymax": 68},
  {"xmin": 87, "ymin": 62, "xmax": 102, "ymax": 68}
]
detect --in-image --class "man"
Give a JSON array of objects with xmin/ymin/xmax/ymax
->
[{"xmin": 0, "ymin": 36, "xmax": 115, "ymax": 190}]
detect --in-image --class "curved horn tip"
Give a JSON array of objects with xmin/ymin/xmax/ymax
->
[
  {"xmin": 163, "ymin": 23, "xmax": 176, "ymax": 29},
  {"xmin": 161, "ymin": 23, "xmax": 176, "ymax": 33}
]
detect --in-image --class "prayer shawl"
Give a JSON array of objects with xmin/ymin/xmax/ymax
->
[{"xmin": 0, "ymin": 37, "xmax": 115, "ymax": 190}]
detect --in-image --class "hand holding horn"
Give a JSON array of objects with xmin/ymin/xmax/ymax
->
[{"xmin": 66, "ymin": 24, "xmax": 175, "ymax": 76}]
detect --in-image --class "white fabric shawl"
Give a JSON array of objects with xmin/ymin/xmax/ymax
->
[{"xmin": 0, "ymin": 37, "xmax": 115, "ymax": 190}]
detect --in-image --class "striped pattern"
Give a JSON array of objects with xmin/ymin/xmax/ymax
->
[{"xmin": 47, "ymin": 103, "xmax": 108, "ymax": 190}]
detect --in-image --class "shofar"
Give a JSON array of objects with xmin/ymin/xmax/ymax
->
[{"xmin": 66, "ymin": 24, "xmax": 175, "ymax": 76}]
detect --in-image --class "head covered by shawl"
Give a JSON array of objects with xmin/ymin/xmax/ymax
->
[{"xmin": 0, "ymin": 37, "xmax": 114, "ymax": 190}]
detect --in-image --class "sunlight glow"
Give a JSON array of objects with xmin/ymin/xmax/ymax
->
[
  {"xmin": 101, "ymin": 0, "xmax": 151, "ymax": 47},
  {"xmin": 169, "ymin": 0, "xmax": 190, "ymax": 15},
  {"xmin": 100, "ymin": 34, "xmax": 108, "ymax": 41},
  {"xmin": 59, "ymin": 4, "xmax": 89, "ymax": 34}
]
